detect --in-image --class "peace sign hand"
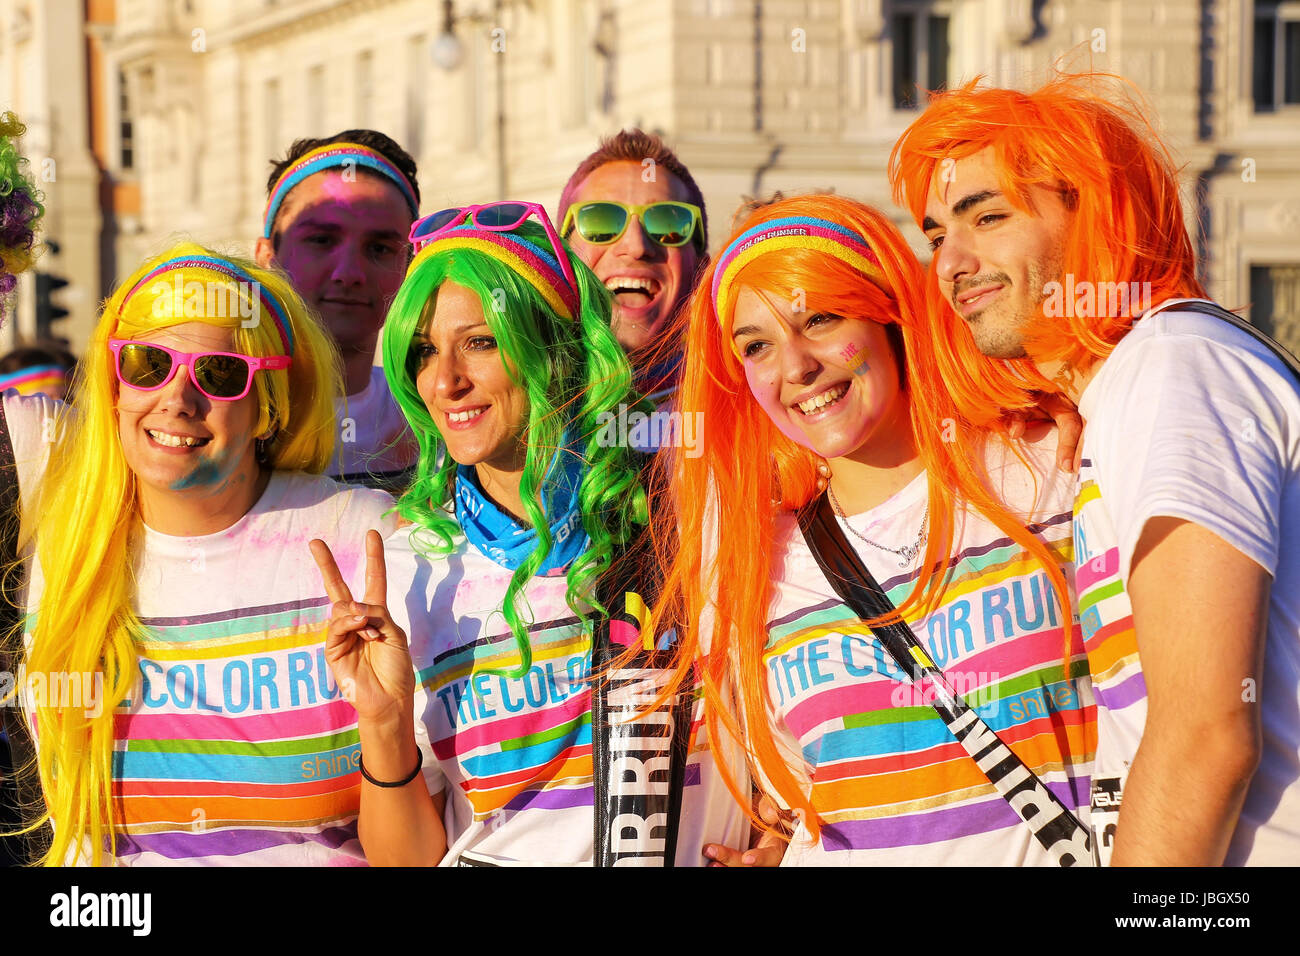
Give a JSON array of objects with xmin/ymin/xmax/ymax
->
[{"xmin": 310, "ymin": 529, "xmax": 416, "ymax": 725}]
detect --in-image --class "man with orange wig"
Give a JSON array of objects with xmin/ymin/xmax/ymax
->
[{"xmin": 890, "ymin": 74, "xmax": 1300, "ymax": 866}]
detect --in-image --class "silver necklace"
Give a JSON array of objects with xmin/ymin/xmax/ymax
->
[{"xmin": 826, "ymin": 484, "xmax": 929, "ymax": 568}]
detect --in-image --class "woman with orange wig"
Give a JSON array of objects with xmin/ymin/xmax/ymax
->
[{"xmin": 657, "ymin": 194, "xmax": 1096, "ymax": 865}]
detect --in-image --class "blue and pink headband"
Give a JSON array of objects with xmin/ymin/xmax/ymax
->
[
  {"xmin": 123, "ymin": 255, "xmax": 295, "ymax": 354},
  {"xmin": 711, "ymin": 215, "xmax": 891, "ymax": 326},
  {"xmin": 262, "ymin": 143, "xmax": 419, "ymax": 238}
]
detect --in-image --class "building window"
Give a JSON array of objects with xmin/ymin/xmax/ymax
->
[
  {"xmin": 119, "ymin": 70, "xmax": 134, "ymax": 170},
  {"xmin": 265, "ymin": 78, "xmax": 281, "ymax": 163},
  {"xmin": 890, "ymin": 1, "xmax": 950, "ymax": 109},
  {"xmin": 307, "ymin": 65, "xmax": 326, "ymax": 133},
  {"xmin": 1254, "ymin": 1, "xmax": 1300, "ymax": 111},
  {"xmin": 356, "ymin": 50, "xmax": 374, "ymax": 126},
  {"xmin": 406, "ymin": 34, "xmax": 428, "ymax": 157},
  {"xmin": 1250, "ymin": 263, "xmax": 1300, "ymax": 352}
]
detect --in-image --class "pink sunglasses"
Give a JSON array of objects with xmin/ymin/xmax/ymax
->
[{"xmin": 109, "ymin": 339, "xmax": 291, "ymax": 401}]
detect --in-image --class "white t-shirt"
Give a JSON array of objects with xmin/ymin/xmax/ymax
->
[
  {"xmin": 760, "ymin": 435, "xmax": 1095, "ymax": 866},
  {"xmin": 329, "ymin": 366, "xmax": 418, "ymax": 485},
  {"xmin": 384, "ymin": 524, "xmax": 747, "ymax": 866},
  {"xmin": 8, "ymin": 392, "xmax": 397, "ymax": 866},
  {"xmin": 1075, "ymin": 300, "xmax": 1300, "ymax": 865}
]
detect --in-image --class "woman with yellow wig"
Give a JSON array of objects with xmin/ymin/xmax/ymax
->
[{"xmin": 10, "ymin": 242, "xmax": 395, "ymax": 865}]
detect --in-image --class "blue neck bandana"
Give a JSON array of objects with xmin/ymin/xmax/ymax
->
[{"xmin": 454, "ymin": 438, "xmax": 589, "ymax": 576}]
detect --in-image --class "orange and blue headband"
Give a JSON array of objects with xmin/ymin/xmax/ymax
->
[
  {"xmin": 711, "ymin": 215, "xmax": 891, "ymax": 326},
  {"xmin": 408, "ymin": 226, "xmax": 581, "ymax": 320},
  {"xmin": 262, "ymin": 143, "xmax": 419, "ymax": 238},
  {"xmin": 123, "ymin": 255, "xmax": 295, "ymax": 354}
]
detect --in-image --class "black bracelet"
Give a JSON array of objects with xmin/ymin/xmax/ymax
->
[{"xmin": 358, "ymin": 749, "xmax": 423, "ymax": 788}]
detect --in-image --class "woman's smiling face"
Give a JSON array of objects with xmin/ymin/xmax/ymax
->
[
  {"xmin": 115, "ymin": 321, "xmax": 263, "ymax": 498},
  {"xmin": 730, "ymin": 285, "xmax": 911, "ymax": 462},
  {"xmin": 413, "ymin": 281, "xmax": 530, "ymax": 475}
]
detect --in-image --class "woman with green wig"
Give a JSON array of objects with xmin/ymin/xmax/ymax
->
[{"xmin": 310, "ymin": 203, "xmax": 745, "ymax": 865}]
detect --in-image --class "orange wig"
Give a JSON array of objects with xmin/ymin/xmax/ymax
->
[
  {"xmin": 889, "ymin": 72, "xmax": 1206, "ymax": 376},
  {"xmin": 648, "ymin": 194, "xmax": 1073, "ymax": 838}
]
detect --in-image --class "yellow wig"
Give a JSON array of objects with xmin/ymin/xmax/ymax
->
[{"xmin": 21, "ymin": 242, "xmax": 341, "ymax": 865}]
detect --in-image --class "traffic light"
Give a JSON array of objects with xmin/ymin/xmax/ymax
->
[{"xmin": 34, "ymin": 270, "xmax": 70, "ymax": 342}]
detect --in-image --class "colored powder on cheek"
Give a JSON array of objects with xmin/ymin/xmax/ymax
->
[
  {"xmin": 169, "ymin": 459, "xmax": 223, "ymax": 491},
  {"xmin": 168, "ymin": 447, "xmax": 245, "ymax": 491}
]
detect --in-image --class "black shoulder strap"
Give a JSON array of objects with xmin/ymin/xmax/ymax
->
[
  {"xmin": 798, "ymin": 493, "xmax": 1093, "ymax": 866},
  {"xmin": 1148, "ymin": 300, "xmax": 1300, "ymax": 382}
]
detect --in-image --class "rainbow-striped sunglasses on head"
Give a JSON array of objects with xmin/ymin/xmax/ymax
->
[{"xmin": 408, "ymin": 202, "xmax": 581, "ymax": 319}]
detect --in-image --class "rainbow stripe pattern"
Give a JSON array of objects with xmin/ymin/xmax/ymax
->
[
  {"xmin": 105, "ymin": 599, "xmax": 365, "ymax": 865},
  {"xmin": 711, "ymin": 216, "xmax": 889, "ymax": 327},
  {"xmin": 765, "ymin": 508, "xmax": 1096, "ymax": 862},
  {"xmin": 409, "ymin": 227, "xmax": 581, "ymax": 321},
  {"xmin": 415, "ymin": 613, "xmax": 597, "ymax": 819},
  {"xmin": 1072, "ymin": 473, "xmax": 1143, "ymax": 712},
  {"xmin": 0, "ymin": 364, "xmax": 68, "ymax": 396},
  {"xmin": 263, "ymin": 142, "xmax": 419, "ymax": 238}
]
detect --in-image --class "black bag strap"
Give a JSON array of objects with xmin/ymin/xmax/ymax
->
[
  {"xmin": 798, "ymin": 493, "xmax": 1093, "ymax": 866},
  {"xmin": 1146, "ymin": 299, "xmax": 1300, "ymax": 382}
]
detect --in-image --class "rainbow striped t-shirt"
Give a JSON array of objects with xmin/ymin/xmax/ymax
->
[
  {"xmin": 764, "ymin": 438, "xmax": 1096, "ymax": 865},
  {"xmin": 387, "ymin": 526, "xmax": 746, "ymax": 866},
  {"xmin": 20, "ymin": 467, "xmax": 395, "ymax": 865}
]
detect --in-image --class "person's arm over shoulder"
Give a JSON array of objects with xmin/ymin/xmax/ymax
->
[{"xmin": 1088, "ymin": 327, "xmax": 1293, "ymax": 865}]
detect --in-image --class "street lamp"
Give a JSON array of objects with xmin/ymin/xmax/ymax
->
[
  {"xmin": 432, "ymin": 0, "xmax": 509, "ymax": 199},
  {"xmin": 431, "ymin": 1, "xmax": 463, "ymax": 70}
]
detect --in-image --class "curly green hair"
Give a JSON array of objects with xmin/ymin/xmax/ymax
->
[{"xmin": 381, "ymin": 220, "xmax": 653, "ymax": 677}]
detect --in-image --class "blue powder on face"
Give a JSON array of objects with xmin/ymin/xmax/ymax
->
[
  {"xmin": 168, "ymin": 458, "xmax": 224, "ymax": 490},
  {"xmin": 167, "ymin": 440, "xmax": 253, "ymax": 490}
]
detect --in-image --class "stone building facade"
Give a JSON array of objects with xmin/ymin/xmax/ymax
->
[{"xmin": 1, "ymin": 0, "xmax": 1297, "ymax": 352}]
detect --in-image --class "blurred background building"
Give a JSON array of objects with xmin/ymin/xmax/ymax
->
[{"xmin": 0, "ymin": 0, "xmax": 1297, "ymax": 353}]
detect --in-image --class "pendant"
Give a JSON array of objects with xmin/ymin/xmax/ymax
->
[{"xmin": 896, "ymin": 544, "xmax": 919, "ymax": 568}]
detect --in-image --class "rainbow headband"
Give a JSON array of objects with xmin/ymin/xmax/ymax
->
[
  {"xmin": 262, "ymin": 143, "xmax": 419, "ymax": 238},
  {"xmin": 409, "ymin": 227, "xmax": 581, "ymax": 320},
  {"xmin": 123, "ymin": 255, "xmax": 295, "ymax": 354},
  {"xmin": 711, "ymin": 216, "xmax": 891, "ymax": 326},
  {"xmin": 0, "ymin": 364, "xmax": 68, "ymax": 396}
]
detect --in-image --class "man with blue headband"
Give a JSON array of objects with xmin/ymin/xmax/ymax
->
[{"xmin": 255, "ymin": 129, "xmax": 419, "ymax": 491}]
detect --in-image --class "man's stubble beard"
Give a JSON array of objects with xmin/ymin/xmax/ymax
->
[{"xmin": 966, "ymin": 256, "xmax": 1062, "ymax": 361}]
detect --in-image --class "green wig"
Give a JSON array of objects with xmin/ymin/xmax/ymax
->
[{"xmin": 381, "ymin": 220, "xmax": 652, "ymax": 677}]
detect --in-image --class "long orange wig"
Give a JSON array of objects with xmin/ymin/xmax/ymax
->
[
  {"xmin": 889, "ymin": 72, "xmax": 1206, "ymax": 377},
  {"xmin": 649, "ymin": 195, "xmax": 1073, "ymax": 838}
]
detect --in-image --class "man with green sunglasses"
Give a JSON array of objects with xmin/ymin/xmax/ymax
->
[{"xmin": 558, "ymin": 129, "xmax": 708, "ymax": 405}]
